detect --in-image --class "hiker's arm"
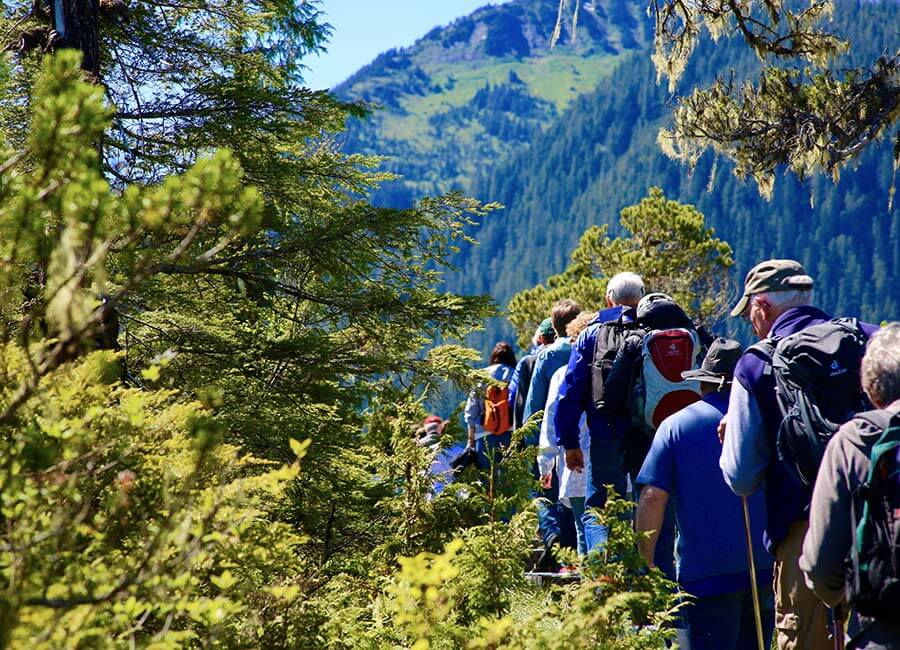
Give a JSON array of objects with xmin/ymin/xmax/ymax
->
[
  {"xmin": 464, "ymin": 387, "xmax": 482, "ymax": 448},
  {"xmin": 537, "ymin": 443, "xmax": 556, "ymax": 481},
  {"xmin": 800, "ymin": 431, "xmax": 855, "ymax": 607},
  {"xmin": 538, "ymin": 377, "xmax": 563, "ymax": 477},
  {"xmin": 720, "ymin": 379, "xmax": 770, "ymax": 496},
  {"xmin": 507, "ymin": 361, "xmax": 522, "ymax": 412},
  {"xmin": 636, "ymin": 485, "xmax": 669, "ymax": 567},
  {"xmin": 635, "ymin": 422, "xmax": 675, "ymax": 567},
  {"xmin": 555, "ymin": 334, "xmax": 591, "ymax": 451}
]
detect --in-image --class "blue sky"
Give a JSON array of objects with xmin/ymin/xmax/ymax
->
[{"xmin": 303, "ymin": 1, "xmax": 509, "ymax": 90}]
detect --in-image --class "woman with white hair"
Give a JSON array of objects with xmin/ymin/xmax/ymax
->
[{"xmin": 801, "ymin": 323, "xmax": 900, "ymax": 650}]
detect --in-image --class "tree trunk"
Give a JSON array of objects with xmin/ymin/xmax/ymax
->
[{"xmin": 51, "ymin": 0, "xmax": 101, "ymax": 80}]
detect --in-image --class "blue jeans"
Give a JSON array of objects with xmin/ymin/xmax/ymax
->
[
  {"xmin": 534, "ymin": 464, "xmax": 578, "ymax": 550},
  {"xmin": 569, "ymin": 496, "xmax": 587, "ymax": 556},
  {"xmin": 536, "ymin": 463, "xmax": 561, "ymax": 548},
  {"xmin": 582, "ymin": 436, "xmax": 628, "ymax": 552},
  {"xmin": 684, "ymin": 585, "xmax": 775, "ymax": 650}
]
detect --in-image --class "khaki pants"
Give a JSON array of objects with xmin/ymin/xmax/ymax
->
[{"xmin": 773, "ymin": 520, "xmax": 832, "ymax": 650}]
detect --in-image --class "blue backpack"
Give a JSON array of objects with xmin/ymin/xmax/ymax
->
[{"xmin": 849, "ymin": 411, "xmax": 900, "ymax": 621}]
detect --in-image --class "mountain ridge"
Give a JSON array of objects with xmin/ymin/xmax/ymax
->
[
  {"xmin": 335, "ymin": 0, "xmax": 653, "ymax": 204},
  {"xmin": 456, "ymin": 0, "xmax": 900, "ymax": 351}
]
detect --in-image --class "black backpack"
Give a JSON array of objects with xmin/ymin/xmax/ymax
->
[
  {"xmin": 849, "ymin": 411, "xmax": 900, "ymax": 621},
  {"xmin": 590, "ymin": 318, "xmax": 641, "ymax": 413},
  {"xmin": 512, "ymin": 354, "xmax": 537, "ymax": 430},
  {"xmin": 754, "ymin": 318, "xmax": 871, "ymax": 486}
]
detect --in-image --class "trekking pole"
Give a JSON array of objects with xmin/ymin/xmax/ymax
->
[
  {"xmin": 741, "ymin": 496, "xmax": 765, "ymax": 650},
  {"xmin": 831, "ymin": 604, "xmax": 846, "ymax": 650}
]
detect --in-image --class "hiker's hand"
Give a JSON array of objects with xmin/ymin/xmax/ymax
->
[
  {"xmin": 717, "ymin": 416, "xmax": 727, "ymax": 444},
  {"xmin": 565, "ymin": 448, "xmax": 584, "ymax": 472},
  {"xmin": 541, "ymin": 472, "xmax": 552, "ymax": 489}
]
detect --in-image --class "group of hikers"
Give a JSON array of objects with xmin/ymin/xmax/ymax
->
[{"xmin": 443, "ymin": 259, "xmax": 900, "ymax": 650}]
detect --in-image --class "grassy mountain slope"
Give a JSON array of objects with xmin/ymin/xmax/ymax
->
[
  {"xmin": 335, "ymin": 0, "xmax": 652, "ymax": 205},
  {"xmin": 454, "ymin": 0, "xmax": 900, "ymax": 352}
]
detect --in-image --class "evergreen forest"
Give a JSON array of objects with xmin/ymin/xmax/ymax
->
[
  {"xmin": 0, "ymin": 0, "xmax": 897, "ymax": 648},
  {"xmin": 460, "ymin": 5, "xmax": 900, "ymax": 349}
]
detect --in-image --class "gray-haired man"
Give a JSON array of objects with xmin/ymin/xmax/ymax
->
[{"xmin": 720, "ymin": 259, "xmax": 880, "ymax": 650}]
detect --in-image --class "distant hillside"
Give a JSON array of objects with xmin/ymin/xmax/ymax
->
[
  {"xmin": 456, "ymin": 0, "xmax": 900, "ymax": 352},
  {"xmin": 336, "ymin": 0, "xmax": 899, "ymax": 359},
  {"xmin": 335, "ymin": 0, "xmax": 652, "ymax": 205}
]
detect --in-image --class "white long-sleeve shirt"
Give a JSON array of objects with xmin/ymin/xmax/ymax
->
[
  {"xmin": 719, "ymin": 378, "xmax": 771, "ymax": 496},
  {"xmin": 541, "ymin": 366, "xmax": 589, "ymax": 505}
]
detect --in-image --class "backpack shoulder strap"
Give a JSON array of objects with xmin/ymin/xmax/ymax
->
[
  {"xmin": 832, "ymin": 316, "xmax": 869, "ymax": 341},
  {"xmin": 870, "ymin": 412, "xmax": 900, "ymax": 453},
  {"xmin": 748, "ymin": 337, "xmax": 779, "ymax": 376}
]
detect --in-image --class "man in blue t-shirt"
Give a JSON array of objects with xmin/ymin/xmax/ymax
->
[{"xmin": 636, "ymin": 339, "xmax": 774, "ymax": 650}]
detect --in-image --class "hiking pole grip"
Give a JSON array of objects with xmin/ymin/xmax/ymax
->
[{"xmin": 742, "ymin": 496, "xmax": 765, "ymax": 650}]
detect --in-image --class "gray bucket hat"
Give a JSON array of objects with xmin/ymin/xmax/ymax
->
[{"xmin": 681, "ymin": 338, "xmax": 744, "ymax": 387}]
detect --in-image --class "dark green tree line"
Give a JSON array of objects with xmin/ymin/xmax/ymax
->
[{"xmin": 555, "ymin": 0, "xmax": 900, "ymax": 196}]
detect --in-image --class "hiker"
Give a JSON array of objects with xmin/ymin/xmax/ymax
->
[
  {"xmin": 518, "ymin": 300, "xmax": 582, "ymax": 562},
  {"xmin": 800, "ymin": 323, "xmax": 900, "ymax": 649},
  {"xmin": 415, "ymin": 414, "xmax": 447, "ymax": 446},
  {"xmin": 523, "ymin": 299, "xmax": 583, "ymax": 426},
  {"xmin": 606, "ymin": 292, "xmax": 703, "ymax": 481},
  {"xmin": 719, "ymin": 259, "xmax": 880, "ymax": 650},
  {"xmin": 604, "ymin": 291, "xmax": 704, "ymax": 580},
  {"xmin": 556, "ymin": 271, "xmax": 643, "ymax": 551},
  {"xmin": 508, "ymin": 319, "xmax": 555, "ymax": 435},
  {"xmin": 636, "ymin": 339, "xmax": 774, "ymax": 650},
  {"xmin": 538, "ymin": 310, "xmax": 597, "ymax": 557},
  {"xmin": 465, "ymin": 342, "xmax": 516, "ymax": 471},
  {"xmin": 416, "ymin": 415, "xmax": 464, "ymax": 496}
]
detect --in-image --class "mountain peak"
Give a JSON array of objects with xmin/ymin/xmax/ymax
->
[{"xmin": 337, "ymin": 0, "xmax": 650, "ymax": 95}]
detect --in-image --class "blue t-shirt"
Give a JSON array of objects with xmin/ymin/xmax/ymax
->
[{"xmin": 636, "ymin": 391, "xmax": 773, "ymax": 597}]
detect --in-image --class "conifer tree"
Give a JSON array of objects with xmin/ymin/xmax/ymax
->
[
  {"xmin": 555, "ymin": 0, "xmax": 899, "ymax": 197},
  {"xmin": 508, "ymin": 187, "xmax": 733, "ymax": 347},
  {"xmin": 1, "ymin": 0, "xmax": 497, "ymax": 635},
  {"xmin": 0, "ymin": 50, "xmax": 313, "ymax": 648}
]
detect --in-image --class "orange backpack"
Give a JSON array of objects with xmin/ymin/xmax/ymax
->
[{"xmin": 483, "ymin": 383, "xmax": 512, "ymax": 434}]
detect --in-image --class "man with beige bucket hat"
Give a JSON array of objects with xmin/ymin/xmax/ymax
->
[{"xmin": 719, "ymin": 259, "xmax": 880, "ymax": 650}]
